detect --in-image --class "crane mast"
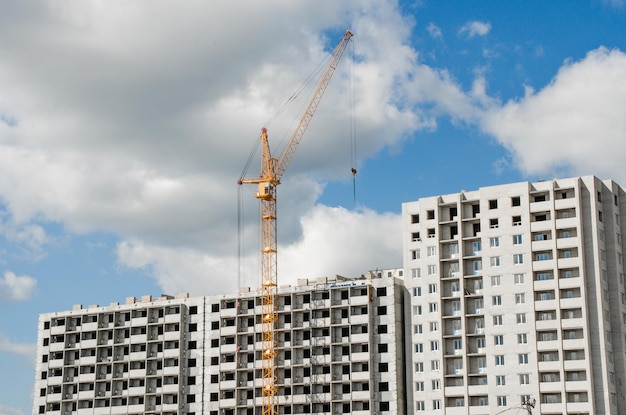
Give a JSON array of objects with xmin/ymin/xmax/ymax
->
[{"xmin": 238, "ymin": 30, "xmax": 353, "ymax": 415}]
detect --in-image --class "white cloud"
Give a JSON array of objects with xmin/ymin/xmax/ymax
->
[
  {"xmin": 603, "ymin": 0, "xmax": 624, "ymax": 9},
  {"xmin": 0, "ymin": 271, "xmax": 37, "ymax": 302},
  {"xmin": 459, "ymin": 21, "xmax": 492, "ymax": 38},
  {"xmin": 426, "ymin": 23, "xmax": 443, "ymax": 40},
  {"xmin": 0, "ymin": 332, "xmax": 36, "ymax": 361},
  {"xmin": 117, "ymin": 206, "xmax": 402, "ymax": 296},
  {"xmin": 280, "ymin": 206, "xmax": 402, "ymax": 282},
  {"xmin": 0, "ymin": 1, "xmax": 475, "ymax": 294},
  {"xmin": 481, "ymin": 47, "xmax": 626, "ymax": 182},
  {"xmin": 0, "ymin": 219, "xmax": 48, "ymax": 261},
  {"xmin": 0, "ymin": 404, "xmax": 25, "ymax": 415}
]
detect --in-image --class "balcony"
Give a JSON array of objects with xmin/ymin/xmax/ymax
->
[
  {"xmin": 555, "ymin": 216, "xmax": 578, "ymax": 229},
  {"xmin": 531, "ymin": 239, "xmax": 554, "ymax": 251},
  {"xmin": 351, "ymin": 371, "xmax": 369, "ymax": 381},
  {"xmin": 539, "ymin": 381, "xmax": 562, "ymax": 393},
  {"xmin": 535, "ymin": 320, "xmax": 558, "ymax": 331},
  {"xmin": 540, "ymin": 403, "xmax": 564, "ymax": 414},
  {"xmin": 563, "ymin": 359, "xmax": 587, "ymax": 371},
  {"xmin": 556, "ymin": 236, "xmax": 578, "ymax": 249},
  {"xmin": 447, "ymin": 408, "xmax": 469, "ymax": 415},
  {"xmin": 444, "ymin": 385, "xmax": 465, "ymax": 396},
  {"xmin": 537, "ymin": 340, "xmax": 560, "ymax": 351},
  {"xmin": 163, "ymin": 313, "xmax": 180, "ymax": 324},
  {"xmin": 530, "ymin": 200, "xmax": 552, "ymax": 212},
  {"xmin": 554, "ymin": 197, "xmax": 576, "ymax": 210},
  {"xmin": 350, "ymin": 295, "xmax": 369, "ymax": 306},
  {"xmin": 562, "ymin": 338, "xmax": 586, "ymax": 350},
  {"xmin": 164, "ymin": 331, "xmax": 181, "ymax": 341},
  {"xmin": 467, "ymin": 384, "xmax": 488, "ymax": 395},
  {"xmin": 468, "ymin": 406, "xmax": 490, "ymax": 415},
  {"xmin": 567, "ymin": 402, "xmax": 591, "ymax": 413},
  {"xmin": 530, "ymin": 220, "xmax": 552, "ymax": 232},
  {"xmin": 537, "ymin": 361, "xmax": 561, "ymax": 371},
  {"xmin": 220, "ymin": 325, "xmax": 237, "ymax": 336},
  {"xmin": 565, "ymin": 380, "xmax": 589, "ymax": 391},
  {"xmin": 79, "ymin": 321, "xmax": 97, "ymax": 332},
  {"xmin": 561, "ymin": 318, "xmax": 583, "ymax": 330},
  {"xmin": 560, "ymin": 297, "xmax": 583, "ymax": 309}
]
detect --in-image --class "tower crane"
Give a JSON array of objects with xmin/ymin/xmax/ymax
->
[{"xmin": 238, "ymin": 30, "xmax": 353, "ymax": 415}]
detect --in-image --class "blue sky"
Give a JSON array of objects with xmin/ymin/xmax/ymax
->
[{"xmin": 2, "ymin": 1, "xmax": 626, "ymax": 413}]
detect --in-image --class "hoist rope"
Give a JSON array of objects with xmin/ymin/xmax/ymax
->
[{"xmin": 349, "ymin": 38, "xmax": 358, "ymax": 205}]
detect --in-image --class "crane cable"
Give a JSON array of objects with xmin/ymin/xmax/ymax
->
[
  {"xmin": 236, "ymin": 45, "xmax": 335, "ymax": 287},
  {"xmin": 349, "ymin": 38, "xmax": 358, "ymax": 205}
]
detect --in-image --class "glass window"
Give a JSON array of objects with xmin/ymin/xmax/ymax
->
[{"xmin": 472, "ymin": 241, "xmax": 482, "ymax": 253}]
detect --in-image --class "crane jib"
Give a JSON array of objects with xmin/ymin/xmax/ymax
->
[{"xmin": 238, "ymin": 29, "xmax": 353, "ymax": 415}]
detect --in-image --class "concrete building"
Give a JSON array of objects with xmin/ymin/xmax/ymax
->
[
  {"xmin": 32, "ymin": 273, "xmax": 407, "ymax": 415},
  {"xmin": 403, "ymin": 176, "xmax": 626, "ymax": 414}
]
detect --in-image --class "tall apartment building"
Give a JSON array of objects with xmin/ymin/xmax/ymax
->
[
  {"xmin": 32, "ymin": 272, "xmax": 407, "ymax": 415},
  {"xmin": 402, "ymin": 176, "xmax": 626, "ymax": 415}
]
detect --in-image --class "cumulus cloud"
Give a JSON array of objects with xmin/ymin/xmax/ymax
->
[
  {"xmin": 0, "ymin": 219, "xmax": 48, "ymax": 261},
  {"xmin": 0, "ymin": 271, "xmax": 37, "ymax": 301},
  {"xmin": 459, "ymin": 21, "xmax": 492, "ymax": 38},
  {"xmin": 0, "ymin": 332, "xmax": 36, "ymax": 361},
  {"xmin": 117, "ymin": 205, "xmax": 402, "ymax": 296},
  {"xmin": 280, "ymin": 206, "xmax": 402, "ymax": 281},
  {"xmin": 0, "ymin": 0, "xmax": 477, "ymax": 294},
  {"xmin": 481, "ymin": 47, "xmax": 626, "ymax": 182}
]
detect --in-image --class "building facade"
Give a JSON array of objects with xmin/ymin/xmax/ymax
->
[
  {"xmin": 403, "ymin": 176, "xmax": 626, "ymax": 414},
  {"xmin": 32, "ymin": 273, "xmax": 407, "ymax": 415}
]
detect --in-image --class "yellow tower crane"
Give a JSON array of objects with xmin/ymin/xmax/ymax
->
[{"xmin": 238, "ymin": 29, "xmax": 353, "ymax": 415}]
